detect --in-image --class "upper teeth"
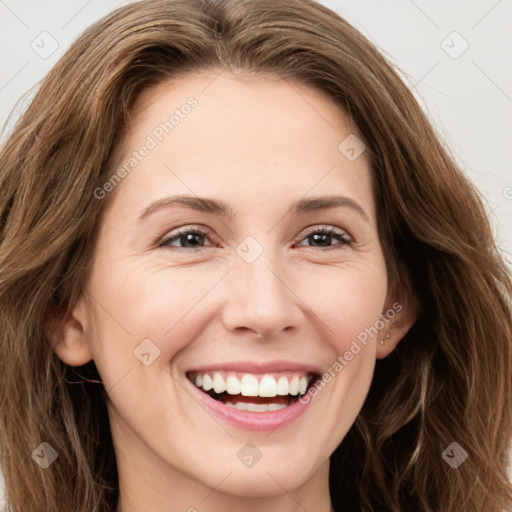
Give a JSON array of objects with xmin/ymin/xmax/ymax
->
[{"xmin": 193, "ymin": 372, "xmax": 310, "ymax": 397}]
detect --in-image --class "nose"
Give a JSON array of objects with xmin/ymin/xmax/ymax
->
[{"xmin": 220, "ymin": 248, "xmax": 303, "ymax": 340}]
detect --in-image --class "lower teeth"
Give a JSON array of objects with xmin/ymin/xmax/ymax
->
[
  {"xmin": 224, "ymin": 402, "xmax": 288, "ymax": 412},
  {"xmin": 199, "ymin": 386, "xmax": 308, "ymax": 412}
]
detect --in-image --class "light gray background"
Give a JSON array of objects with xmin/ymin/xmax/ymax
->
[{"xmin": 1, "ymin": 0, "xmax": 511, "ymax": 504}]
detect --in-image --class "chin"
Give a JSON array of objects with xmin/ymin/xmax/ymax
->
[{"xmin": 190, "ymin": 450, "xmax": 321, "ymax": 498}]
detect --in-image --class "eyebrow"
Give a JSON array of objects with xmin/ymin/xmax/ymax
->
[{"xmin": 136, "ymin": 194, "xmax": 370, "ymax": 223}]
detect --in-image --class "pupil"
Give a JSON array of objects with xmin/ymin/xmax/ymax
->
[
  {"xmin": 311, "ymin": 233, "xmax": 330, "ymax": 246},
  {"xmin": 184, "ymin": 233, "xmax": 203, "ymax": 247}
]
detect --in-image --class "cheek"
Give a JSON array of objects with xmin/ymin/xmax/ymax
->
[
  {"xmin": 299, "ymin": 261, "xmax": 386, "ymax": 405},
  {"xmin": 288, "ymin": 263, "xmax": 386, "ymax": 461},
  {"xmin": 301, "ymin": 260, "xmax": 388, "ymax": 350},
  {"xmin": 85, "ymin": 258, "xmax": 226, "ymax": 372}
]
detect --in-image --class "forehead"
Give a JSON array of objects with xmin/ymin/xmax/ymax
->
[{"xmin": 106, "ymin": 71, "xmax": 375, "ymax": 223}]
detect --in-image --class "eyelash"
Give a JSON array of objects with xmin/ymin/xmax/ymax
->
[{"xmin": 157, "ymin": 224, "xmax": 353, "ymax": 252}]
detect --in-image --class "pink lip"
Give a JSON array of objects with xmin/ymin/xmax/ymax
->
[
  {"xmin": 184, "ymin": 360, "xmax": 321, "ymax": 432},
  {"xmin": 187, "ymin": 377, "xmax": 315, "ymax": 431},
  {"xmin": 186, "ymin": 359, "xmax": 322, "ymax": 375}
]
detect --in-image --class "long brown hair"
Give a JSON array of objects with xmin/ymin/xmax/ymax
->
[{"xmin": 0, "ymin": 1, "xmax": 511, "ymax": 510}]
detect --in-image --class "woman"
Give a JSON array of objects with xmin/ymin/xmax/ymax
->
[{"xmin": 0, "ymin": 0, "xmax": 511, "ymax": 510}]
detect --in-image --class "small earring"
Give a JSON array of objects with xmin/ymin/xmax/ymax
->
[{"xmin": 379, "ymin": 333, "xmax": 391, "ymax": 345}]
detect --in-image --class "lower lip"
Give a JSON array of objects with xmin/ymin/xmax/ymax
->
[{"xmin": 187, "ymin": 379, "xmax": 314, "ymax": 431}]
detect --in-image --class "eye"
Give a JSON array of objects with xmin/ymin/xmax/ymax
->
[
  {"xmin": 157, "ymin": 224, "xmax": 353, "ymax": 252},
  {"xmin": 158, "ymin": 225, "xmax": 216, "ymax": 251},
  {"xmin": 294, "ymin": 225, "xmax": 353, "ymax": 250}
]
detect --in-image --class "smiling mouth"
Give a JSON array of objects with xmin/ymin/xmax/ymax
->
[{"xmin": 187, "ymin": 370, "xmax": 320, "ymax": 412}]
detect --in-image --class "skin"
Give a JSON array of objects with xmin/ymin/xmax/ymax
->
[{"xmin": 51, "ymin": 71, "xmax": 417, "ymax": 512}]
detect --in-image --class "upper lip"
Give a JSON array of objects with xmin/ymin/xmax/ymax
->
[{"xmin": 186, "ymin": 360, "xmax": 322, "ymax": 376}]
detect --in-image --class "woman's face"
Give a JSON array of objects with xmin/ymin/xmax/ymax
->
[{"xmin": 56, "ymin": 72, "xmax": 407, "ymax": 506}]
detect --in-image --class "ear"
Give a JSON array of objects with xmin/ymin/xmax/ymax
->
[
  {"xmin": 45, "ymin": 297, "xmax": 94, "ymax": 366},
  {"xmin": 376, "ymin": 271, "xmax": 419, "ymax": 360}
]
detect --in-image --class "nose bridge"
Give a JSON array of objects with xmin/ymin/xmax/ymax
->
[{"xmin": 221, "ymin": 237, "xmax": 300, "ymax": 337}]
